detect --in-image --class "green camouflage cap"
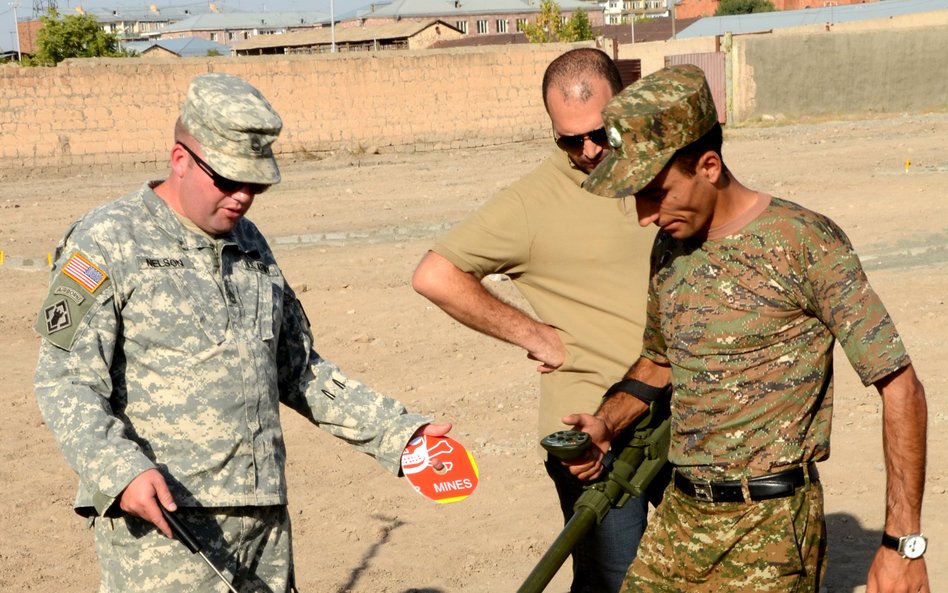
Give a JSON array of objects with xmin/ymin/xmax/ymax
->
[
  {"xmin": 584, "ymin": 64, "xmax": 718, "ymax": 199},
  {"xmin": 180, "ymin": 72, "xmax": 282, "ymax": 185}
]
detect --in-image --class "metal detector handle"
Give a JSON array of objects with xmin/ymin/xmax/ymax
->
[
  {"xmin": 159, "ymin": 506, "xmax": 202, "ymax": 554},
  {"xmin": 540, "ymin": 430, "xmax": 593, "ymax": 461},
  {"xmin": 159, "ymin": 506, "xmax": 241, "ymax": 593}
]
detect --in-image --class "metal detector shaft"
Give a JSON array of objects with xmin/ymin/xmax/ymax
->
[
  {"xmin": 516, "ymin": 504, "xmax": 599, "ymax": 593},
  {"xmin": 516, "ymin": 445, "xmax": 645, "ymax": 593},
  {"xmin": 160, "ymin": 506, "xmax": 240, "ymax": 593},
  {"xmin": 517, "ymin": 399, "xmax": 672, "ymax": 593}
]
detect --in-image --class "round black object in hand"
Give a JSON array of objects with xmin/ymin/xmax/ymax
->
[{"xmin": 541, "ymin": 430, "xmax": 593, "ymax": 460}]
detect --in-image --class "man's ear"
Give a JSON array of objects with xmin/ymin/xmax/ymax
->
[
  {"xmin": 169, "ymin": 143, "xmax": 189, "ymax": 179},
  {"xmin": 697, "ymin": 150, "xmax": 723, "ymax": 185}
]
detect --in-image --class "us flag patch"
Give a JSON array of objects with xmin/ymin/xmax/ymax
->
[{"xmin": 63, "ymin": 252, "xmax": 107, "ymax": 293}]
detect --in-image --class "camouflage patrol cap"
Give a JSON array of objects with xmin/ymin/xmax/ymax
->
[
  {"xmin": 584, "ymin": 64, "xmax": 718, "ymax": 198},
  {"xmin": 180, "ymin": 72, "xmax": 283, "ymax": 185}
]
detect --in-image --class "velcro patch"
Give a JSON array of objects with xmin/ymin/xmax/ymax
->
[
  {"xmin": 35, "ymin": 251, "xmax": 113, "ymax": 351},
  {"xmin": 243, "ymin": 259, "xmax": 270, "ymax": 274},
  {"xmin": 43, "ymin": 300, "xmax": 72, "ymax": 333},
  {"xmin": 140, "ymin": 256, "xmax": 190, "ymax": 269},
  {"xmin": 63, "ymin": 252, "xmax": 108, "ymax": 293}
]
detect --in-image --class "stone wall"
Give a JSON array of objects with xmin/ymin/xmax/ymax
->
[{"xmin": 0, "ymin": 43, "xmax": 584, "ymax": 176}]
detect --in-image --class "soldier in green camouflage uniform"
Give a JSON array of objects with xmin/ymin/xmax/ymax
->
[
  {"xmin": 33, "ymin": 73, "xmax": 450, "ymax": 593},
  {"xmin": 561, "ymin": 65, "xmax": 930, "ymax": 592}
]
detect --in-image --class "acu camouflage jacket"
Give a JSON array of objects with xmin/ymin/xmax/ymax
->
[{"xmin": 34, "ymin": 183, "xmax": 429, "ymax": 516}]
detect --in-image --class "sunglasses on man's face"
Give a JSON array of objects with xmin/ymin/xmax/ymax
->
[
  {"xmin": 176, "ymin": 142, "xmax": 270, "ymax": 195},
  {"xmin": 553, "ymin": 127, "xmax": 610, "ymax": 152}
]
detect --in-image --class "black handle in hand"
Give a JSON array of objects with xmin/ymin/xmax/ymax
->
[{"xmin": 159, "ymin": 506, "xmax": 202, "ymax": 554}]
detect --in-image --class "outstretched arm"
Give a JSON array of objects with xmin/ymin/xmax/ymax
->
[
  {"xmin": 866, "ymin": 364, "xmax": 929, "ymax": 593},
  {"xmin": 412, "ymin": 251, "xmax": 565, "ymax": 372}
]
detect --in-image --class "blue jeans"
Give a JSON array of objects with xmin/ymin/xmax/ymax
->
[{"xmin": 545, "ymin": 458, "xmax": 648, "ymax": 593}]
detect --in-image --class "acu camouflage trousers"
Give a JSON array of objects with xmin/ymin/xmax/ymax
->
[
  {"xmin": 93, "ymin": 505, "xmax": 298, "ymax": 593},
  {"xmin": 622, "ymin": 478, "xmax": 827, "ymax": 593}
]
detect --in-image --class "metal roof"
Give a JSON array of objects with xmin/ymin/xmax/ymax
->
[
  {"xmin": 79, "ymin": 5, "xmax": 214, "ymax": 23},
  {"xmin": 677, "ymin": 0, "xmax": 948, "ymax": 38},
  {"xmin": 234, "ymin": 18, "xmax": 459, "ymax": 49},
  {"xmin": 121, "ymin": 36, "xmax": 231, "ymax": 56},
  {"xmin": 159, "ymin": 11, "xmax": 331, "ymax": 32},
  {"xmin": 355, "ymin": 0, "xmax": 599, "ymax": 18}
]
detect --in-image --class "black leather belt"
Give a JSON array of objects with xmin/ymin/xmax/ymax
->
[{"xmin": 674, "ymin": 463, "xmax": 819, "ymax": 503}]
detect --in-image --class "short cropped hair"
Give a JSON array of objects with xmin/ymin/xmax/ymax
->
[
  {"xmin": 542, "ymin": 48, "xmax": 623, "ymax": 111},
  {"xmin": 670, "ymin": 122, "xmax": 730, "ymax": 180}
]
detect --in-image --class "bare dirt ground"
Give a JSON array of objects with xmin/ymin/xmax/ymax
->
[{"xmin": 1, "ymin": 112, "xmax": 946, "ymax": 593}]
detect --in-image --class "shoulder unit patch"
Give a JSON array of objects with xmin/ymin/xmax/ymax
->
[{"xmin": 35, "ymin": 250, "xmax": 113, "ymax": 351}]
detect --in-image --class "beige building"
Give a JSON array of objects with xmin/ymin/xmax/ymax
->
[
  {"xmin": 234, "ymin": 20, "xmax": 464, "ymax": 55},
  {"xmin": 347, "ymin": 0, "xmax": 604, "ymax": 36}
]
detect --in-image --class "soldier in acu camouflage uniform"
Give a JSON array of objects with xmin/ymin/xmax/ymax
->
[
  {"xmin": 33, "ymin": 72, "xmax": 451, "ymax": 593},
  {"xmin": 561, "ymin": 65, "xmax": 930, "ymax": 593}
]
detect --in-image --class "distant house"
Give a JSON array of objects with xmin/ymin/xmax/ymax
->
[
  {"xmin": 234, "ymin": 19, "xmax": 464, "ymax": 55},
  {"xmin": 77, "ymin": 4, "xmax": 213, "ymax": 41},
  {"xmin": 152, "ymin": 12, "xmax": 332, "ymax": 48},
  {"xmin": 429, "ymin": 16, "xmax": 698, "ymax": 47},
  {"xmin": 121, "ymin": 37, "xmax": 231, "ymax": 58},
  {"xmin": 346, "ymin": 0, "xmax": 604, "ymax": 36},
  {"xmin": 13, "ymin": 3, "xmax": 222, "ymax": 55},
  {"xmin": 14, "ymin": 19, "xmax": 43, "ymax": 56},
  {"xmin": 602, "ymin": 0, "xmax": 675, "ymax": 25}
]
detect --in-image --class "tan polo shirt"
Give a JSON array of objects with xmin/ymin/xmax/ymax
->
[{"xmin": 434, "ymin": 149, "xmax": 654, "ymax": 448}]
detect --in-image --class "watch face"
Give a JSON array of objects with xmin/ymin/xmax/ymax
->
[{"xmin": 902, "ymin": 535, "xmax": 927, "ymax": 559}]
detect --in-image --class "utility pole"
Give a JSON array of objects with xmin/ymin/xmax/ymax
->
[
  {"xmin": 8, "ymin": 1, "xmax": 21, "ymax": 61},
  {"xmin": 629, "ymin": 10, "xmax": 634, "ymax": 44},
  {"xmin": 330, "ymin": 0, "xmax": 336, "ymax": 52}
]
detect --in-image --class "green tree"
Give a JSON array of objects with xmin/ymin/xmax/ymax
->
[
  {"xmin": 564, "ymin": 10, "xmax": 594, "ymax": 42},
  {"xmin": 714, "ymin": 0, "xmax": 775, "ymax": 15},
  {"xmin": 523, "ymin": 0, "xmax": 594, "ymax": 43},
  {"xmin": 26, "ymin": 9, "xmax": 127, "ymax": 66}
]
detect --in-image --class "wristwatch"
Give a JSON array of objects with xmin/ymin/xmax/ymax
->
[{"xmin": 881, "ymin": 532, "xmax": 928, "ymax": 559}]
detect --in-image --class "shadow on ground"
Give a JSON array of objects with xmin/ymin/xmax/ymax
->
[
  {"xmin": 334, "ymin": 513, "xmax": 446, "ymax": 593},
  {"xmin": 823, "ymin": 512, "xmax": 880, "ymax": 593}
]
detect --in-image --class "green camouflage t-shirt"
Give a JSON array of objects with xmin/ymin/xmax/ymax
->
[{"xmin": 643, "ymin": 196, "xmax": 910, "ymax": 481}]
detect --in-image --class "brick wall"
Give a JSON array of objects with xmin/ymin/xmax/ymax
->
[{"xmin": 0, "ymin": 43, "xmax": 584, "ymax": 176}]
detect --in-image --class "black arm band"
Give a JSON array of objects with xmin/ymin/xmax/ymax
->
[{"xmin": 604, "ymin": 379, "xmax": 669, "ymax": 404}]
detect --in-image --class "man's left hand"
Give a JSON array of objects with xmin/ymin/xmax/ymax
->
[
  {"xmin": 866, "ymin": 547, "xmax": 929, "ymax": 593},
  {"xmin": 408, "ymin": 422, "xmax": 453, "ymax": 471},
  {"xmin": 415, "ymin": 422, "xmax": 452, "ymax": 438},
  {"xmin": 559, "ymin": 413, "xmax": 612, "ymax": 481}
]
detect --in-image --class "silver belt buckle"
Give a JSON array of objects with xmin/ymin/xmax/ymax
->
[{"xmin": 692, "ymin": 480, "xmax": 714, "ymax": 502}]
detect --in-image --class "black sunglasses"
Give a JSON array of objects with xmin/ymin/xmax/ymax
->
[
  {"xmin": 176, "ymin": 142, "xmax": 270, "ymax": 195},
  {"xmin": 554, "ymin": 127, "xmax": 609, "ymax": 152}
]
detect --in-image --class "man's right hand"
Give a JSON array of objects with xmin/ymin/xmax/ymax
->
[
  {"xmin": 412, "ymin": 251, "xmax": 567, "ymax": 372},
  {"xmin": 118, "ymin": 468, "xmax": 177, "ymax": 538},
  {"xmin": 526, "ymin": 323, "xmax": 566, "ymax": 373}
]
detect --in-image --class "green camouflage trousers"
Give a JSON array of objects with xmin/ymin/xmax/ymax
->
[
  {"xmin": 622, "ymin": 479, "xmax": 827, "ymax": 592},
  {"xmin": 93, "ymin": 506, "xmax": 297, "ymax": 593}
]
